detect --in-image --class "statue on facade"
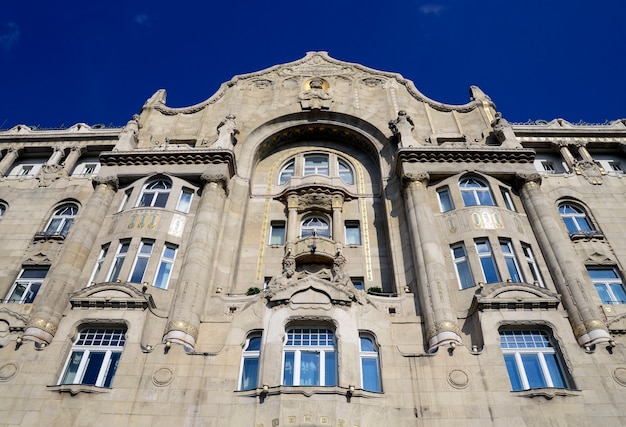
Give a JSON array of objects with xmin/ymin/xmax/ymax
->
[
  {"xmin": 332, "ymin": 254, "xmax": 350, "ymax": 286},
  {"xmin": 389, "ymin": 110, "xmax": 420, "ymax": 147},
  {"xmin": 490, "ymin": 112, "xmax": 521, "ymax": 148},
  {"xmin": 116, "ymin": 115, "xmax": 140, "ymax": 151},
  {"xmin": 211, "ymin": 114, "xmax": 239, "ymax": 150},
  {"xmin": 299, "ymin": 77, "xmax": 332, "ymax": 110}
]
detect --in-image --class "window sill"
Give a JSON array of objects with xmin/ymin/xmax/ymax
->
[
  {"xmin": 512, "ymin": 387, "xmax": 580, "ymax": 399},
  {"xmin": 569, "ymin": 231, "xmax": 604, "ymax": 241},
  {"xmin": 33, "ymin": 232, "xmax": 66, "ymax": 241},
  {"xmin": 48, "ymin": 384, "xmax": 110, "ymax": 395},
  {"xmin": 235, "ymin": 385, "xmax": 382, "ymax": 399}
]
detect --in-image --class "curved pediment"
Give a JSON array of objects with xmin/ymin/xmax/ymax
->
[
  {"xmin": 266, "ymin": 275, "xmax": 361, "ymax": 308},
  {"xmin": 472, "ymin": 282, "xmax": 560, "ymax": 311},
  {"xmin": 69, "ymin": 282, "xmax": 156, "ymax": 310}
]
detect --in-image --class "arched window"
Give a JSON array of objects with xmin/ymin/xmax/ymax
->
[
  {"xmin": 558, "ymin": 203, "xmax": 593, "ymax": 234},
  {"xmin": 459, "ymin": 177, "xmax": 495, "ymax": 206},
  {"xmin": 279, "ymin": 159, "xmax": 295, "ymax": 185},
  {"xmin": 0, "ymin": 201, "xmax": 7, "ymax": 219},
  {"xmin": 304, "ymin": 154, "xmax": 329, "ymax": 176},
  {"xmin": 45, "ymin": 203, "xmax": 79, "ymax": 237},
  {"xmin": 283, "ymin": 327, "xmax": 336, "ymax": 386},
  {"xmin": 360, "ymin": 334, "xmax": 381, "ymax": 392},
  {"xmin": 338, "ymin": 158, "xmax": 354, "ymax": 184},
  {"xmin": 138, "ymin": 178, "xmax": 171, "ymax": 208},
  {"xmin": 239, "ymin": 333, "xmax": 262, "ymax": 390},
  {"xmin": 301, "ymin": 216, "xmax": 330, "ymax": 238}
]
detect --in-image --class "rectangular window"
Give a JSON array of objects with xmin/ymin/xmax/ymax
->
[
  {"xmin": 118, "ymin": 189, "xmax": 132, "ymax": 213},
  {"xmin": 81, "ymin": 164, "xmax": 98, "ymax": 176},
  {"xmin": 500, "ymin": 330, "xmax": 569, "ymax": 391},
  {"xmin": 522, "ymin": 244, "xmax": 545, "ymax": 287},
  {"xmin": 437, "ymin": 188, "xmax": 454, "ymax": 212},
  {"xmin": 88, "ymin": 245, "xmax": 110, "ymax": 285},
  {"xmin": 304, "ymin": 154, "xmax": 330, "ymax": 176},
  {"xmin": 351, "ymin": 277, "xmax": 364, "ymax": 291},
  {"xmin": 345, "ymin": 221, "xmax": 361, "ymax": 245},
  {"xmin": 609, "ymin": 161, "xmax": 623, "ymax": 173},
  {"xmin": 451, "ymin": 244, "xmax": 474, "ymax": 289},
  {"xmin": 360, "ymin": 335, "xmax": 381, "ymax": 392},
  {"xmin": 588, "ymin": 268, "xmax": 626, "ymax": 305},
  {"xmin": 176, "ymin": 188, "xmax": 194, "ymax": 213},
  {"xmin": 107, "ymin": 241, "xmax": 130, "ymax": 282},
  {"xmin": 269, "ymin": 221, "xmax": 286, "ymax": 245},
  {"xmin": 541, "ymin": 161, "xmax": 555, "ymax": 173},
  {"xmin": 129, "ymin": 240, "xmax": 154, "ymax": 283},
  {"xmin": 60, "ymin": 327, "xmax": 126, "ymax": 388},
  {"xmin": 154, "ymin": 244, "xmax": 177, "ymax": 289},
  {"xmin": 239, "ymin": 334, "xmax": 261, "ymax": 390},
  {"xmin": 500, "ymin": 187, "xmax": 516, "ymax": 211},
  {"xmin": 475, "ymin": 239, "xmax": 500, "ymax": 283},
  {"xmin": 283, "ymin": 328, "xmax": 336, "ymax": 386},
  {"xmin": 5, "ymin": 266, "xmax": 49, "ymax": 303},
  {"xmin": 20, "ymin": 165, "xmax": 34, "ymax": 176},
  {"xmin": 500, "ymin": 240, "xmax": 523, "ymax": 283}
]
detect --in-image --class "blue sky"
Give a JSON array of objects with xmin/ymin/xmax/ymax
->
[{"xmin": 1, "ymin": 1, "xmax": 624, "ymax": 129}]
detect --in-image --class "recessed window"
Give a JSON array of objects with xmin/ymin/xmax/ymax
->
[
  {"xmin": 608, "ymin": 161, "xmax": 623, "ymax": 173},
  {"xmin": 176, "ymin": 188, "xmax": 194, "ymax": 213},
  {"xmin": 88, "ymin": 244, "xmax": 110, "ymax": 285},
  {"xmin": 500, "ymin": 187, "xmax": 516, "ymax": 211},
  {"xmin": 451, "ymin": 244, "xmax": 473, "ymax": 289},
  {"xmin": 239, "ymin": 333, "xmax": 262, "ymax": 391},
  {"xmin": 351, "ymin": 277, "xmax": 365, "ymax": 290},
  {"xmin": 118, "ymin": 189, "xmax": 132, "ymax": 213},
  {"xmin": 475, "ymin": 239, "xmax": 500, "ymax": 283},
  {"xmin": 107, "ymin": 241, "xmax": 130, "ymax": 282},
  {"xmin": 541, "ymin": 161, "xmax": 556, "ymax": 173},
  {"xmin": 0, "ymin": 202, "xmax": 7, "ymax": 218},
  {"xmin": 345, "ymin": 221, "xmax": 361, "ymax": 245},
  {"xmin": 154, "ymin": 244, "xmax": 177, "ymax": 289},
  {"xmin": 338, "ymin": 159, "xmax": 354, "ymax": 184},
  {"xmin": 283, "ymin": 327, "xmax": 336, "ymax": 386},
  {"xmin": 129, "ymin": 240, "xmax": 154, "ymax": 283},
  {"xmin": 45, "ymin": 203, "xmax": 79, "ymax": 237},
  {"xmin": 278, "ymin": 159, "xmax": 295, "ymax": 185},
  {"xmin": 301, "ymin": 216, "xmax": 330, "ymax": 238},
  {"xmin": 5, "ymin": 266, "xmax": 49, "ymax": 303},
  {"xmin": 269, "ymin": 221, "xmax": 286, "ymax": 245},
  {"xmin": 304, "ymin": 154, "xmax": 330, "ymax": 176},
  {"xmin": 138, "ymin": 178, "xmax": 171, "ymax": 208},
  {"xmin": 500, "ymin": 329, "xmax": 569, "ymax": 391},
  {"xmin": 500, "ymin": 240, "xmax": 523, "ymax": 283},
  {"xmin": 522, "ymin": 244, "xmax": 545, "ymax": 287},
  {"xmin": 558, "ymin": 203, "xmax": 594, "ymax": 234},
  {"xmin": 437, "ymin": 187, "xmax": 454, "ymax": 212},
  {"xmin": 60, "ymin": 327, "xmax": 126, "ymax": 388},
  {"xmin": 588, "ymin": 268, "xmax": 626, "ymax": 305},
  {"xmin": 360, "ymin": 334, "xmax": 381, "ymax": 392},
  {"xmin": 459, "ymin": 177, "xmax": 495, "ymax": 207}
]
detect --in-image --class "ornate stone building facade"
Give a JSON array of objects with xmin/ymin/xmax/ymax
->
[{"xmin": 0, "ymin": 52, "xmax": 625, "ymax": 426}]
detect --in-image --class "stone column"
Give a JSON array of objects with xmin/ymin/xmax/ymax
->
[
  {"xmin": 0, "ymin": 147, "xmax": 21, "ymax": 176},
  {"xmin": 574, "ymin": 142, "xmax": 594, "ymax": 162},
  {"xmin": 553, "ymin": 142, "xmax": 576, "ymax": 171},
  {"xmin": 332, "ymin": 194, "xmax": 344, "ymax": 245},
  {"xmin": 45, "ymin": 147, "xmax": 65, "ymax": 166},
  {"xmin": 516, "ymin": 173, "xmax": 611, "ymax": 347},
  {"xmin": 163, "ymin": 174, "xmax": 228, "ymax": 350},
  {"xmin": 403, "ymin": 173, "xmax": 462, "ymax": 352},
  {"xmin": 23, "ymin": 176, "xmax": 119, "ymax": 345},
  {"xmin": 286, "ymin": 193, "xmax": 299, "ymax": 244},
  {"xmin": 61, "ymin": 146, "xmax": 84, "ymax": 174}
]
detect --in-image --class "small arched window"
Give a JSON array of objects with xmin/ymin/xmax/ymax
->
[
  {"xmin": 360, "ymin": 334, "xmax": 381, "ymax": 392},
  {"xmin": 45, "ymin": 203, "xmax": 79, "ymax": 237},
  {"xmin": 459, "ymin": 177, "xmax": 495, "ymax": 206},
  {"xmin": 338, "ymin": 159, "xmax": 354, "ymax": 185},
  {"xmin": 0, "ymin": 201, "xmax": 7, "ymax": 219},
  {"xmin": 301, "ymin": 216, "xmax": 330, "ymax": 238},
  {"xmin": 138, "ymin": 178, "xmax": 171, "ymax": 208},
  {"xmin": 558, "ymin": 203, "xmax": 594, "ymax": 234},
  {"xmin": 278, "ymin": 159, "xmax": 295, "ymax": 185},
  {"xmin": 238, "ymin": 333, "xmax": 262, "ymax": 390}
]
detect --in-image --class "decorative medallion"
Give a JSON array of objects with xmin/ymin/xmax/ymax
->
[
  {"xmin": 0, "ymin": 362, "xmax": 19, "ymax": 382},
  {"xmin": 447, "ymin": 369, "xmax": 470, "ymax": 389},
  {"xmin": 613, "ymin": 367, "xmax": 626, "ymax": 387},
  {"xmin": 152, "ymin": 367, "xmax": 174, "ymax": 387}
]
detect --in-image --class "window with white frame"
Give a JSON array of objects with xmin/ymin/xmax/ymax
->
[
  {"xmin": 71, "ymin": 157, "xmax": 100, "ymax": 176},
  {"xmin": 107, "ymin": 241, "xmax": 130, "ymax": 282},
  {"xmin": 129, "ymin": 240, "xmax": 154, "ymax": 283},
  {"xmin": 154, "ymin": 244, "xmax": 177, "ymax": 289},
  {"xmin": 475, "ymin": 239, "xmax": 500, "ymax": 283},
  {"xmin": 45, "ymin": 203, "xmax": 79, "ymax": 237},
  {"xmin": 118, "ymin": 189, "xmax": 132, "ymax": 213},
  {"xmin": 337, "ymin": 158, "xmax": 354, "ymax": 184},
  {"xmin": 176, "ymin": 188, "xmax": 194, "ymax": 213},
  {"xmin": 5, "ymin": 266, "xmax": 49, "ymax": 303},
  {"xmin": 283, "ymin": 327, "xmax": 336, "ymax": 386},
  {"xmin": 60, "ymin": 327, "xmax": 126, "ymax": 388},
  {"xmin": 451, "ymin": 244, "xmax": 473, "ymax": 289},
  {"xmin": 500, "ymin": 329, "xmax": 569, "ymax": 391},
  {"xmin": 278, "ymin": 159, "xmax": 295, "ymax": 185},
  {"xmin": 500, "ymin": 187, "xmax": 516, "ymax": 211},
  {"xmin": 608, "ymin": 161, "xmax": 623, "ymax": 173},
  {"xmin": 300, "ymin": 216, "xmax": 330, "ymax": 238},
  {"xmin": 459, "ymin": 177, "xmax": 495, "ymax": 206},
  {"xmin": 345, "ymin": 221, "xmax": 361, "ymax": 245},
  {"xmin": 351, "ymin": 277, "xmax": 364, "ymax": 291},
  {"xmin": 8, "ymin": 161, "xmax": 43, "ymax": 178},
  {"xmin": 269, "ymin": 221, "xmax": 286, "ymax": 245},
  {"xmin": 360, "ymin": 334, "xmax": 381, "ymax": 392},
  {"xmin": 522, "ymin": 244, "xmax": 545, "ymax": 287},
  {"xmin": 437, "ymin": 187, "xmax": 454, "ymax": 212},
  {"xmin": 500, "ymin": 239, "xmax": 523, "ymax": 283},
  {"xmin": 238, "ymin": 333, "xmax": 262, "ymax": 391},
  {"xmin": 137, "ymin": 178, "xmax": 171, "ymax": 208},
  {"xmin": 558, "ymin": 203, "xmax": 594, "ymax": 234},
  {"xmin": 303, "ymin": 154, "xmax": 330, "ymax": 176},
  {"xmin": 88, "ymin": 244, "xmax": 110, "ymax": 285},
  {"xmin": 588, "ymin": 268, "xmax": 626, "ymax": 305},
  {"xmin": 0, "ymin": 202, "xmax": 6, "ymax": 218}
]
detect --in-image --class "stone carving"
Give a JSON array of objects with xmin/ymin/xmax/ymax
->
[
  {"xmin": 201, "ymin": 173, "xmax": 229, "ymax": 192},
  {"xmin": 152, "ymin": 368, "xmax": 174, "ymax": 387},
  {"xmin": 402, "ymin": 172, "xmax": 430, "ymax": 187},
  {"xmin": 362, "ymin": 77, "xmax": 384, "ymax": 88},
  {"xmin": 117, "ymin": 115, "xmax": 140, "ymax": 151},
  {"xmin": 92, "ymin": 175, "xmax": 119, "ymax": 191},
  {"xmin": 0, "ymin": 362, "xmax": 19, "ymax": 382},
  {"xmin": 490, "ymin": 112, "xmax": 521, "ymax": 148},
  {"xmin": 298, "ymin": 78, "xmax": 332, "ymax": 110},
  {"xmin": 331, "ymin": 254, "xmax": 350, "ymax": 286},
  {"xmin": 389, "ymin": 110, "xmax": 420, "ymax": 147},
  {"xmin": 447, "ymin": 369, "xmax": 470, "ymax": 389},
  {"xmin": 297, "ymin": 193, "xmax": 332, "ymax": 212},
  {"xmin": 211, "ymin": 115, "xmax": 239, "ymax": 150}
]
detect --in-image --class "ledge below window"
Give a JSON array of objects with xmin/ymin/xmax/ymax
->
[
  {"xmin": 512, "ymin": 387, "xmax": 581, "ymax": 399},
  {"xmin": 235, "ymin": 385, "xmax": 383, "ymax": 399},
  {"xmin": 569, "ymin": 231, "xmax": 604, "ymax": 241},
  {"xmin": 47, "ymin": 384, "xmax": 110, "ymax": 395}
]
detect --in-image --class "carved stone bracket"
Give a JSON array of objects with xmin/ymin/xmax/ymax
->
[
  {"xmin": 515, "ymin": 172, "xmax": 542, "ymax": 187},
  {"xmin": 92, "ymin": 175, "xmax": 119, "ymax": 191},
  {"xmin": 402, "ymin": 172, "xmax": 430, "ymax": 188},
  {"xmin": 201, "ymin": 173, "xmax": 229, "ymax": 192}
]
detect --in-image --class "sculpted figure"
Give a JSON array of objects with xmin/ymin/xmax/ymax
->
[
  {"xmin": 212, "ymin": 114, "xmax": 239, "ymax": 150},
  {"xmin": 389, "ymin": 110, "xmax": 420, "ymax": 147}
]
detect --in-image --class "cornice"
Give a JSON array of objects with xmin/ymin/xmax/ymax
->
[{"xmin": 396, "ymin": 147, "xmax": 536, "ymax": 164}]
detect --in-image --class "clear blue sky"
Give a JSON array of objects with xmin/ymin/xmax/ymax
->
[{"xmin": 1, "ymin": 0, "xmax": 624, "ymax": 129}]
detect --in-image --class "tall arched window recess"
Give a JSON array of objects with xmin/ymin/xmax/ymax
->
[
  {"xmin": 138, "ymin": 178, "xmax": 172, "ymax": 208},
  {"xmin": 283, "ymin": 326, "xmax": 336, "ymax": 386},
  {"xmin": 558, "ymin": 202, "xmax": 596, "ymax": 235},
  {"xmin": 360, "ymin": 334, "xmax": 382, "ymax": 392},
  {"xmin": 459, "ymin": 177, "xmax": 495, "ymax": 206},
  {"xmin": 300, "ymin": 216, "xmax": 330, "ymax": 238},
  {"xmin": 238, "ymin": 333, "xmax": 262, "ymax": 391},
  {"xmin": 45, "ymin": 203, "xmax": 79, "ymax": 237}
]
